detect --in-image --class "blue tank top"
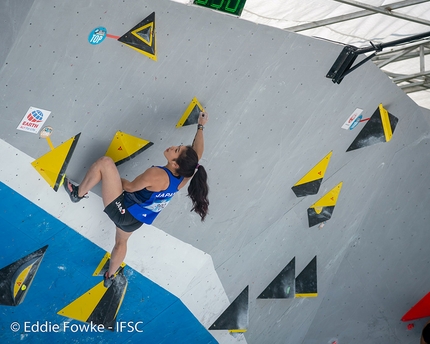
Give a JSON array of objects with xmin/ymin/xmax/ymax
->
[{"xmin": 123, "ymin": 166, "xmax": 184, "ymax": 225}]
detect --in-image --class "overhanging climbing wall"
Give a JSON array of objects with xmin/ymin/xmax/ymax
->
[{"xmin": 1, "ymin": 0, "xmax": 430, "ymax": 343}]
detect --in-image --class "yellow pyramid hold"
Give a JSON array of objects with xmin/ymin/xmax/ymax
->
[
  {"xmin": 57, "ymin": 281, "xmax": 107, "ymax": 322},
  {"xmin": 105, "ymin": 131, "xmax": 153, "ymax": 166},
  {"xmin": 294, "ymin": 151, "xmax": 333, "ymax": 186},
  {"xmin": 31, "ymin": 133, "xmax": 81, "ymax": 191},
  {"xmin": 379, "ymin": 103, "xmax": 393, "ymax": 142},
  {"xmin": 310, "ymin": 182, "xmax": 343, "ymax": 214},
  {"xmin": 176, "ymin": 97, "xmax": 205, "ymax": 128}
]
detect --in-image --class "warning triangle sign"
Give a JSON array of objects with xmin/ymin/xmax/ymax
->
[
  {"xmin": 307, "ymin": 182, "xmax": 343, "ymax": 227},
  {"xmin": 105, "ymin": 131, "xmax": 153, "ymax": 166},
  {"xmin": 292, "ymin": 151, "xmax": 333, "ymax": 197},
  {"xmin": 31, "ymin": 133, "xmax": 80, "ymax": 191},
  {"xmin": 118, "ymin": 12, "xmax": 157, "ymax": 61},
  {"xmin": 0, "ymin": 245, "xmax": 48, "ymax": 306}
]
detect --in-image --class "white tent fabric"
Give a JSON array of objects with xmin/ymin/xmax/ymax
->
[{"xmin": 174, "ymin": 0, "xmax": 430, "ymax": 109}]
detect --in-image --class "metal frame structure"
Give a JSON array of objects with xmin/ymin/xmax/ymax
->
[
  {"xmin": 286, "ymin": 0, "xmax": 430, "ymax": 94},
  {"xmin": 372, "ymin": 39, "xmax": 430, "ymax": 93},
  {"xmin": 325, "ymin": 31, "xmax": 430, "ymax": 84}
]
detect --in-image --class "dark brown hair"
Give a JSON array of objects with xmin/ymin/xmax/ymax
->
[{"xmin": 175, "ymin": 146, "xmax": 209, "ymax": 221}]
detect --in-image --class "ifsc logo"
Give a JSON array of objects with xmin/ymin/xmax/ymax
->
[{"xmin": 88, "ymin": 27, "xmax": 107, "ymax": 45}]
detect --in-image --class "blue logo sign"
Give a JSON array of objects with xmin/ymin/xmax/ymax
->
[
  {"xmin": 88, "ymin": 27, "xmax": 107, "ymax": 45},
  {"xmin": 350, "ymin": 115, "xmax": 362, "ymax": 130}
]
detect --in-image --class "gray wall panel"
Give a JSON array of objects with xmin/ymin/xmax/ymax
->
[
  {"xmin": 0, "ymin": 0, "xmax": 35, "ymax": 67},
  {"xmin": 1, "ymin": 0, "xmax": 429, "ymax": 342}
]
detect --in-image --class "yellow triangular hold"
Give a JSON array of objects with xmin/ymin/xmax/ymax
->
[
  {"xmin": 176, "ymin": 97, "xmax": 205, "ymax": 128},
  {"xmin": 379, "ymin": 103, "xmax": 393, "ymax": 142},
  {"xmin": 57, "ymin": 281, "xmax": 107, "ymax": 322},
  {"xmin": 105, "ymin": 131, "xmax": 153, "ymax": 166},
  {"xmin": 292, "ymin": 151, "xmax": 333, "ymax": 197},
  {"xmin": 93, "ymin": 252, "xmax": 126, "ymax": 276},
  {"xmin": 118, "ymin": 12, "xmax": 157, "ymax": 61},
  {"xmin": 294, "ymin": 151, "xmax": 333, "ymax": 186},
  {"xmin": 58, "ymin": 271, "xmax": 128, "ymax": 329},
  {"xmin": 310, "ymin": 182, "xmax": 343, "ymax": 212},
  {"xmin": 31, "ymin": 133, "xmax": 81, "ymax": 191}
]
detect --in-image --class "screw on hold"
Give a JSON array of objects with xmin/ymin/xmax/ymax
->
[
  {"xmin": 407, "ymin": 323, "xmax": 414, "ymax": 330},
  {"xmin": 319, "ymin": 221, "xmax": 326, "ymax": 229}
]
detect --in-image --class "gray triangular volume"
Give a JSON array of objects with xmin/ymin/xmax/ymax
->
[
  {"xmin": 183, "ymin": 105, "xmax": 200, "ymax": 126},
  {"xmin": 209, "ymin": 286, "xmax": 249, "ymax": 331},
  {"xmin": 291, "ymin": 179, "xmax": 323, "ymax": 197},
  {"xmin": 117, "ymin": 12, "xmax": 155, "ymax": 56},
  {"xmin": 295, "ymin": 256, "xmax": 317, "ymax": 296},
  {"xmin": 136, "ymin": 27, "xmax": 151, "ymax": 42},
  {"xmin": 307, "ymin": 206, "xmax": 334, "ymax": 227},
  {"xmin": 0, "ymin": 245, "xmax": 48, "ymax": 306},
  {"xmin": 258, "ymin": 257, "xmax": 295, "ymax": 299},
  {"xmin": 55, "ymin": 132, "xmax": 81, "ymax": 191},
  {"xmin": 346, "ymin": 107, "xmax": 399, "ymax": 152}
]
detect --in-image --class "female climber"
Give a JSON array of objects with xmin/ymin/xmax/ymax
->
[{"xmin": 64, "ymin": 111, "xmax": 209, "ymax": 287}]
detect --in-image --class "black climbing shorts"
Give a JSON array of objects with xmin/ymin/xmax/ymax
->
[{"xmin": 104, "ymin": 193, "xmax": 143, "ymax": 232}]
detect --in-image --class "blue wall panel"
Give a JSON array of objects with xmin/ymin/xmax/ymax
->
[{"xmin": 0, "ymin": 182, "xmax": 216, "ymax": 344}]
